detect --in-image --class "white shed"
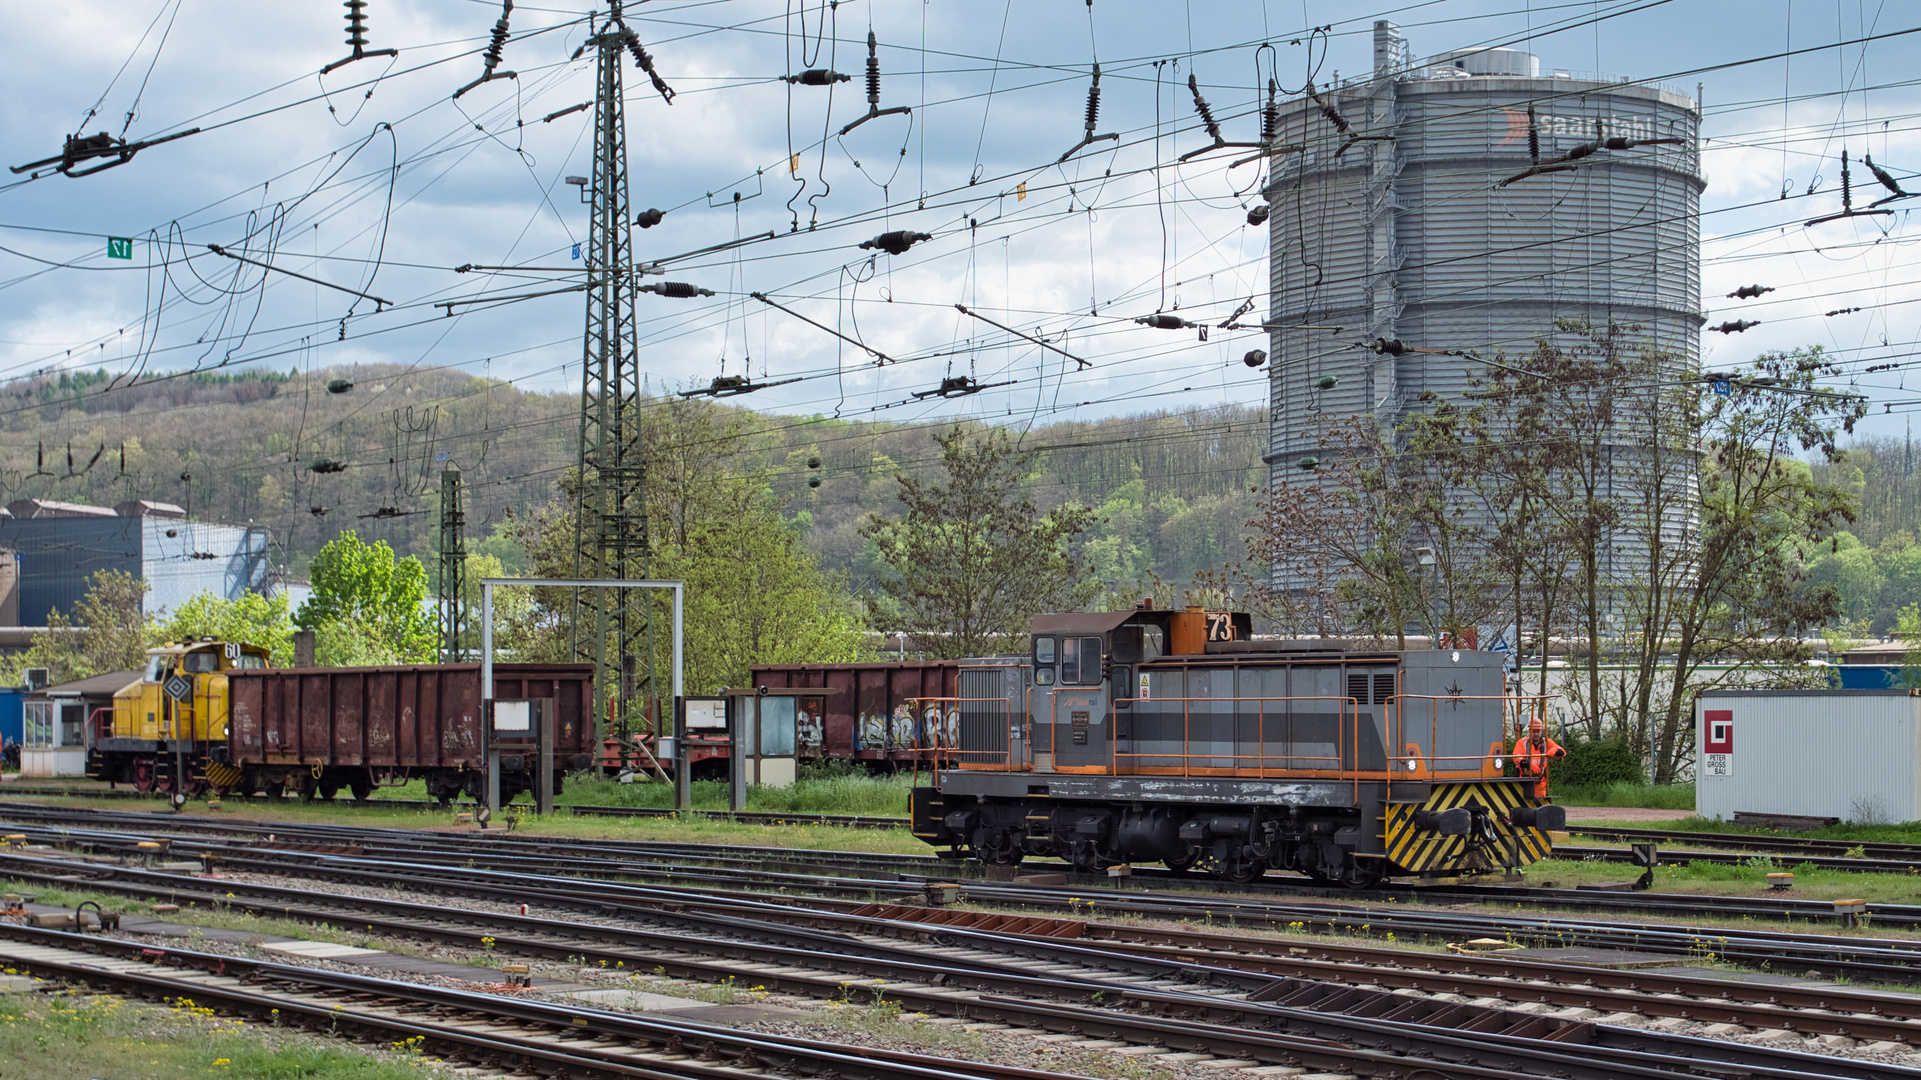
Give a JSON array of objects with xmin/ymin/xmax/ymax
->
[{"xmin": 1695, "ymin": 690, "xmax": 1921, "ymax": 824}]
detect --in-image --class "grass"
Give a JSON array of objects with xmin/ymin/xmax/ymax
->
[
  {"xmin": 0, "ymin": 986, "xmax": 450, "ymax": 1079},
  {"xmin": 1552, "ymin": 781, "xmax": 1695, "ymax": 810},
  {"xmin": 558, "ymin": 765, "xmax": 915, "ymax": 816}
]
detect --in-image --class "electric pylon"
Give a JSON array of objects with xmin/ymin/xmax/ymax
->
[
  {"xmin": 573, "ymin": 2, "xmax": 655, "ymax": 757},
  {"xmin": 437, "ymin": 467, "xmax": 466, "ymax": 663}
]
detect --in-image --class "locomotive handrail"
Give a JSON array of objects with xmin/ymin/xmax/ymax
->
[
  {"xmin": 1103, "ymin": 695, "xmax": 1363, "ymax": 786},
  {"xmin": 907, "ymin": 696, "xmax": 1028, "ymax": 777},
  {"xmin": 1384, "ymin": 694, "xmax": 1556, "ymax": 793}
]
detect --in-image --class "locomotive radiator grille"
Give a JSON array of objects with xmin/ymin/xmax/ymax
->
[{"xmin": 1383, "ymin": 780, "xmax": 1552, "ymax": 874}]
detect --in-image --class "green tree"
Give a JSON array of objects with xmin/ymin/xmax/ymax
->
[
  {"xmin": 155, "ymin": 591, "xmax": 297, "ymax": 666},
  {"xmin": 862, "ymin": 425, "xmax": 1099, "ymax": 658},
  {"xmin": 0, "ymin": 570, "xmax": 155, "ymax": 685},
  {"xmin": 654, "ymin": 510, "xmax": 867, "ymax": 693},
  {"xmin": 296, "ymin": 532, "xmax": 436, "ymax": 664}
]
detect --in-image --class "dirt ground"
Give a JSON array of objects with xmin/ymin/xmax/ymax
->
[{"xmin": 1560, "ymin": 806, "xmax": 1693, "ymax": 823}]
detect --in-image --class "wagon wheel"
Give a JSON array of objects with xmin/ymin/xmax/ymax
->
[
  {"xmin": 349, "ymin": 777, "xmax": 374, "ymax": 802},
  {"xmin": 316, "ymin": 781, "xmax": 341, "ymax": 801}
]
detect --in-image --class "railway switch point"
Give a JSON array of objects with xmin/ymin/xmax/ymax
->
[{"xmin": 1767, "ymin": 872, "xmax": 1795, "ymax": 890}]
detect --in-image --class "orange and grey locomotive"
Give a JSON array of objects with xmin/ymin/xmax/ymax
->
[{"xmin": 910, "ymin": 605, "xmax": 1562, "ymax": 885}]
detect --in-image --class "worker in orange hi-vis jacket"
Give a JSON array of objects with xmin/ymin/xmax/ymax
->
[{"xmin": 1513, "ymin": 716, "xmax": 1566, "ymax": 799}]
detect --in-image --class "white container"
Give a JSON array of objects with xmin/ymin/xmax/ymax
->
[{"xmin": 1695, "ymin": 690, "xmax": 1921, "ymax": 823}]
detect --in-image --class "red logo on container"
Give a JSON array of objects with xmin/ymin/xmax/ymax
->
[{"xmin": 1704, "ymin": 710, "xmax": 1733, "ymax": 753}]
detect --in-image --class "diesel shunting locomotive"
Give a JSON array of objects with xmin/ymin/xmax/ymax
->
[{"xmin": 910, "ymin": 603, "xmax": 1563, "ymax": 885}]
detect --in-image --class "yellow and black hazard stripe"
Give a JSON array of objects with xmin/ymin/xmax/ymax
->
[
  {"xmin": 204, "ymin": 760, "xmax": 243, "ymax": 790},
  {"xmin": 1383, "ymin": 779, "xmax": 1553, "ymax": 875}
]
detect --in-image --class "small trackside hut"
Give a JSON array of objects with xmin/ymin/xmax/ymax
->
[{"xmin": 910, "ymin": 604, "xmax": 1563, "ymax": 885}]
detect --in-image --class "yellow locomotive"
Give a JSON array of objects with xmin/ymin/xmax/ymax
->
[{"xmin": 88, "ymin": 638, "xmax": 270, "ymax": 797}]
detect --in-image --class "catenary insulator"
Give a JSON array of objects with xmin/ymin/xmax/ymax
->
[
  {"xmin": 1242, "ymin": 349, "xmax": 1267, "ymax": 368},
  {"xmin": 644, "ymin": 282, "xmax": 714, "ymax": 298},
  {"xmin": 1084, "ymin": 65, "xmax": 1104, "ymax": 132},
  {"xmin": 785, "ymin": 69, "xmax": 851, "ymax": 86},
  {"xmin": 482, "ymin": 1, "xmax": 513, "ymax": 71},
  {"xmin": 326, "ymin": 379, "xmax": 354, "ymax": 394},
  {"xmin": 1708, "ymin": 320, "xmax": 1759, "ymax": 334},
  {"xmin": 345, "ymin": 0, "xmax": 370, "ymax": 48},
  {"xmin": 634, "ymin": 208, "xmax": 664, "ymax": 228},
  {"xmin": 1247, "ymin": 205, "xmax": 1271, "ymax": 226},
  {"xmin": 864, "ymin": 31, "xmax": 882, "ymax": 105},
  {"xmin": 860, "ymin": 230, "xmax": 931, "ymax": 255},
  {"xmin": 1137, "ymin": 314, "xmax": 1191, "ymax": 330},
  {"xmin": 1727, "ymin": 284, "xmax": 1774, "ymax": 300},
  {"xmin": 1261, "ymin": 79, "xmax": 1278, "ymax": 143}
]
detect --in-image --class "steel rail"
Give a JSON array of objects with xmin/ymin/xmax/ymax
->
[
  {"xmin": 13, "ymin": 837, "xmax": 1921, "ymax": 1057},
  {"xmin": 0, "ymin": 923, "xmax": 1086, "ymax": 1080},
  {"xmin": 2, "ymin": 866, "xmax": 1907, "ymax": 1080}
]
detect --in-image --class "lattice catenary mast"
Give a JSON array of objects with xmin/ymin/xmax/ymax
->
[
  {"xmin": 437, "ymin": 467, "xmax": 465, "ymax": 663},
  {"xmin": 572, "ymin": 2, "xmax": 657, "ymax": 754}
]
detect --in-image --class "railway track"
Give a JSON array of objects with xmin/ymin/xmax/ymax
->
[
  {"xmin": 12, "ymin": 808, "xmax": 1921, "ymax": 990},
  {"xmin": 3, "ymin": 799, "xmax": 1916, "ymax": 932},
  {"xmin": 5, "ymin": 849, "xmax": 1920, "ymax": 1079},
  {"xmin": 0, "ymin": 786, "xmax": 910, "ymax": 828},
  {"xmin": 1572, "ymin": 823, "xmax": 1921, "ymax": 861},
  {"xmin": 0, "ymin": 922, "xmax": 1082, "ymax": 1080},
  {"xmin": 8, "ymin": 844, "xmax": 1921, "ymax": 1048}
]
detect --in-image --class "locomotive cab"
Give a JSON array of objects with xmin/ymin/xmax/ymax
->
[
  {"xmin": 915, "ymin": 604, "xmax": 1560, "ymax": 886},
  {"xmin": 90, "ymin": 639, "xmax": 270, "ymax": 793}
]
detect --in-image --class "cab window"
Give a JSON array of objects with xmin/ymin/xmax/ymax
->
[
  {"xmin": 183, "ymin": 652, "xmax": 218, "ymax": 673},
  {"xmin": 144, "ymin": 656, "xmax": 168, "ymax": 683},
  {"xmin": 1033, "ymin": 636, "xmax": 1056, "ymax": 686},
  {"xmin": 1059, "ymin": 636, "xmax": 1104, "ymax": 686},
  {"xmin": 235, "ymin": 653, "xmax": 266, "ymax": 669}
]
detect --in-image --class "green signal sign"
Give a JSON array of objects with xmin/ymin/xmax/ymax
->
[{"xmin": 107, "ymin": 237, "xmax": 133, "ymax": 260}]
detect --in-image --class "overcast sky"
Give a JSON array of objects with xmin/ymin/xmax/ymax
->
[{"xmin": 1, "ymin": 0, "xmax": 1917, "ymax": 454}]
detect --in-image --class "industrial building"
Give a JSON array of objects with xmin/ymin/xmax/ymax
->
[
  {"xmin": 0, "ymin": 498, "xmax": 271, "ymax": 624},
  {"xmin": 1265, "ymin": 22, "xmax": 1703, "ymax": 590}
]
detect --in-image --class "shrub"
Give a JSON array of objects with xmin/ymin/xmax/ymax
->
[{"xmin": 1554, "ymin": 738, "xmax": 1644, "ymax": 789}]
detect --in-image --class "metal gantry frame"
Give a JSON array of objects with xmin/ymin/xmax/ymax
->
[{"xmin": 479, "ymin": 578, "xmax": 685, "ymax": 819}]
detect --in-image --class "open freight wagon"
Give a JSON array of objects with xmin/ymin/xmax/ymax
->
[
  {"xmin": 227, "ymin": 663, "xmax": 596, "ymax": 803},
  {"xmin": 740, "ymin": 661, "xmax": 959, "ymax": 771}
]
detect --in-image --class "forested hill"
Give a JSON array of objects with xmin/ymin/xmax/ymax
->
[
  {"xmin": 0, "ymin": 364, "xmax": 1264, "ymax": 590},
  {"xmin": 14, "ymin": 360, "xmax": 1912, "ymax": 632}
]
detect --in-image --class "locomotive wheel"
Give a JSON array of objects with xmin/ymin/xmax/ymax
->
[
  {"xmin": 1222, "ymin": 854, "xmax": 1267, "ymax": 884},
  {"xmin": 1163, "ymin": 847, "xmax": 1201, "ymax": 874},
  {"xmin": 974, "ymin": 827, "xmax": 1024, "ymax": 868},
  {"xmin": 133, "ymin": 759, "xmax": 158, "ymax": 793},
  {"xmin": 1340, "ymin": 862, "xmax": 1383, "ymax": 890}
]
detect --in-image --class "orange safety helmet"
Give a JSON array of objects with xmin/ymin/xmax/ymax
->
[{"xmin": 1528, "ymin": 716, "xmax": 1545, "ymax": 735}]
